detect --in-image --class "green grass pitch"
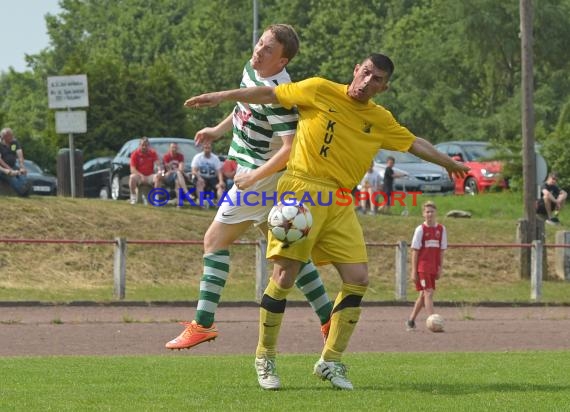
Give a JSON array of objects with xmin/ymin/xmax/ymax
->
[{"xmin": 1, "ymin": 352, "xmax": 569, "ymax": 411}]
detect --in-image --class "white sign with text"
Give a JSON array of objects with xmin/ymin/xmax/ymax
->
[{"xmin": 48, "ymin": 74, "xmax": 89, "ymax": 109}]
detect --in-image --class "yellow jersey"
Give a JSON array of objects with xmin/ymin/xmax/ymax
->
[{"xmin": 275, "ymin": 77, "xmax": 415, "ymax": 189}]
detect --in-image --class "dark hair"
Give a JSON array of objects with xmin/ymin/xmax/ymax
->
[
  {"xmin": 386, "ymin": 156, "xmax": 395, "ymax": 162},
  {"xmin": 366, "ymin": 53, "xmax": 395, "ymax": 78},
  {"xmin": 266, "ymin": 24, "xmax": 300, "ymax": 61}
]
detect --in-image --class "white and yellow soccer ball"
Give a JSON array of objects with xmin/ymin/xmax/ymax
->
[
  {"xmin": 267, "ymin": 202, "xmax": 313, "ymax": 245},
  {"xmin": 426, "ymin": 314, "xmax": 445, "ymax": 333}
]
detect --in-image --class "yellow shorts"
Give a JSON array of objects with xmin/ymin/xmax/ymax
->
[{"xmin": 266, "ymin": 172, "xmax": 368, "ymax": 265}]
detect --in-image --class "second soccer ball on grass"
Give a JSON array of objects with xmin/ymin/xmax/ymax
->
[
  {"xmin": 426, "ymin": 314, "xmax": 445, "ymax": 332},
  {"xmin": 268, "ymin": 202, "xmax": 312, "ymax": 245}
]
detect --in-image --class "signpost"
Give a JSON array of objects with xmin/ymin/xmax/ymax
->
[{"xmin": 48, "ymin": 75, "xmax": 89, "ymax": 197}]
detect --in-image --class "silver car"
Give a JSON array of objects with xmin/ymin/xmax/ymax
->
[{"xmin": 374, "ymin": 150, "xmax": 455, "ymax": 194}]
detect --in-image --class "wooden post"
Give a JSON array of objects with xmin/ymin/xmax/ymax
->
[
  {"xmin": 520, "ymin": 0, "xmax": 537, "ymax": 247},
  {"xmin": 255, "ymin": 238, "xmax": 268, "ymax": 303},
  {"xmin": 395, "ymin": 240, "xmax": 408, "ymax": 301},
  {"xmin": 113, "ymin": 237, "xmax": 127, "ymax": 300},
  {"xmin": 517, "ymin": 219, "xmax": 531, "ymax": 279},
  {"xmin": 555, "ymin": 231, "xmax": 570, "ymax": 281},
  {"xmin": 536, "ymin": 218, "xmax": 547, "ymax": 279},
  {"xmin": 531, "ymin": 240, "xmax": 542, "ymax": 301},
  {"xmin": 517, "ymin": 219, "xmax": 546, "ymax": 279}
]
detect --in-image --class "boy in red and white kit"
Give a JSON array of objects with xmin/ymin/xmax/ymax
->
[{"xmin": 406, "ymin": 201, "xmax": 447, "ymax": 331}]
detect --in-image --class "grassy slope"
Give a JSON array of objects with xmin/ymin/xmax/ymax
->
[{"xmin": 1, "ymin": 192, "xmax": 569, "ymax": 302}]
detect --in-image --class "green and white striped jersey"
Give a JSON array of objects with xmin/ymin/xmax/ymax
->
[{"xmin": 228, "ymin": 61, "xmax": 298, "ymax": 170}]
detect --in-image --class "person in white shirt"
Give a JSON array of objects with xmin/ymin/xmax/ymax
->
[{"xmin": 190, "ymin": 142, "xmax": 225, "ymax": 203}]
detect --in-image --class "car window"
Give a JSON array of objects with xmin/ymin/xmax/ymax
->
[
  {"xmin": 116, "ymin": 144, "xmax": 128, "ymax": 158},
  {"xmin": 24, "ymin": 160, "xmax": 43, "ymax": 174},
  {"xmin": 150, "ymin": 142, "xmax": 172, "ymax": 157},
  {"xmin": 84, "ymin": 158, "xmax": 111, "ymax": 172},
  {"xmin": 447, "ymin": 144, "xmax": 463, "ymax": 160},
  {"xmin": 117, "ymin": 140, "xmax": 138, "ymax": 158},
  {"xmin": 150, "ymin": 141, "xmax": 198, "ymax": 162},
  {"xmin": 179, "ymin": 143, "xmax": 199, "ymax": 162},
  {"xmin": 99, "ymin": 158, "xmax": 111, "ymax": 168},
  {"xmin": 375, "ymin": 150, "xmax": 421, "ymax": 164},
  {"xmin": 83, "ymin": 159, "xmax": 98, "ymax": 172},
  {"xmin": 436, "ymin": 144, "xmax": 448, "ymax": 154},
  {"xmin": 117, "ymin": 139, "xmax": 198, "ymax": 163},
  {"xmin": 461, "ymin": 144, "xmax": 495, "ymax": 161}
]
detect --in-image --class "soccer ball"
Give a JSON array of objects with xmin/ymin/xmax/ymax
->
[
  {"xmin": 267, "ymin": 202, "xmax": 312, "ymax": 245},
  {"xmin": 426, "ymin": 314, "xmax": 445, "ymax": 333}
]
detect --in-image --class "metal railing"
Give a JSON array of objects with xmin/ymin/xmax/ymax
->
[{"xmin": 1, "ymin": 237, "xmax": 569, "ymax": 302}]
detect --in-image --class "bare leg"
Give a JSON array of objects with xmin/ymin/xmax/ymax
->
[
  {"xmin": 423, "ymin": 288, "xmax": 435, "ymax": 316},
  {"xmin": 177, "ymin": 171, "xmax": 188, "ymax": 192},
  {"xmin": 409, "ymin": 291, "xmax": 425, "ymax": 322},
  {"xmin": 556, "ymin": 191, "xmax": 567, "ymax": 212},
  {"xmin": 544, "ymin": 196, "xmax": 554, "ymax": 219},
  {"xmin": 129, "ymin": 174, "xmax": 140, "ymax": 196}
]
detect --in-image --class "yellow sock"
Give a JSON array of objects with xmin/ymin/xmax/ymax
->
[
  {"xmin": 256, "ymin": 279, "xmax": 292, "ymax": 359},
  {"xmin": 322, "ymin": 283, "xmax": 367, "ymax": 362}
]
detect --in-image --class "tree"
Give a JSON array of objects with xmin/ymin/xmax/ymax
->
[
  {"xmin": 1, "ymin": 0, "xmax": 570, "ymax": 173},
  {"xmin": 541, "ymin": 101, "xmax": 570, "ymax": 192},
  {"xmin": 0, "ymin": 70, "xmax": 57, "ymax": 171}
]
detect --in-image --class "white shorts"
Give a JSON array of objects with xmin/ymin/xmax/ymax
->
[{"xmin": 214, "ymin": 165, "xmax": 283, "ymax": 225}]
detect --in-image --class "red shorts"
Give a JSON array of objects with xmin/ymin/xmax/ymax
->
[{"xmin": 415, "ymin": 272, "xmax": 437, "ymax": 291}]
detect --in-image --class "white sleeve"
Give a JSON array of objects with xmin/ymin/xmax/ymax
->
[
  {"xmin": 213, "ymin": 155, "xmax": 222, "ymax": 170},
  {"xmin": 411, "ymin": 225, "xmax": 423, "ymax": 250},
  {"xmin": 191, "ymin": 154, "xmax": 201, "ymax": 168},
  {"xmin": 440, "ymin": 225, "xmax": 448, "ymax": 250}
]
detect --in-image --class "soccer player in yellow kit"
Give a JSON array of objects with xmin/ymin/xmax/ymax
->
[{"xmin": 185, "ymin": 53, "xmax": 469, "ymax": 390}]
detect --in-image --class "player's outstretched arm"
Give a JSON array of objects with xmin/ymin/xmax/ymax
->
[
  {"xmin": 184, "ymin": 86, "xmax": 278, "ymax": 108},
  {"xmin": 195, "ymin": 114, "xmax": 234, "ymax": 146},
  {"xmin": 409, "ymin": 137, "xmax": 469, "ymax": 179}
]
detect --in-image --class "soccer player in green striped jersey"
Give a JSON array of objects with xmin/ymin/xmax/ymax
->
[{"xmin": 165, "ymin": 25, "xmax": 333, "ymax": 369}]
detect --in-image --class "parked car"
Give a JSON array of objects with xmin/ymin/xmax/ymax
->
[
  {"xmin": 21, "ymin": 159, "xmax": 57, "ymax": 196},
  {"xmin": 373, "ymin": 150, "xmax": 455, "ymax": 194},
  {"xmin": 83, "ymin": 157, "xmax": 112, "ymax": 199},
  {"xmin": 434, "ymin": 141, "xmax": 506, "ymax": 194},
  {"xmin": 110, "ymin": 137, "xmax": 199, "ymax": 200}
]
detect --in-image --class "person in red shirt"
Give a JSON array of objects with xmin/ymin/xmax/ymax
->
[
  {"xmin": 406, "ymin": 201, "xmax": 447, "ymax": 331},
  {"xmin": 157, "ymin": 142, "xmax": 189, "ymax": 194},
  {"xmin": 129, "ymin": 137, "xmax": 160, "ymax": 204},
  {"xmin": 220, "ymin": 157, "xmax": 237, "ymax": 190}
]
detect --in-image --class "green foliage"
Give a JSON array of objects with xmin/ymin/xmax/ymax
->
[
  {"xmin": 541, "ymin": 100, "xmax": 570, "ymax": 192},
  {"xmin": 168, "ymin": 0, "xmax": 251, "ymax": 151},
  {"xmin": 77, "ymin": 56, "xmax": 189, "ymax": 158},
  {"xmin": 1, "ymin": 0, "xmax": 570, "ymax": 176},
  {"xmin": 0, "ymin": 71, "xmax": 58, "ymax": 171}
]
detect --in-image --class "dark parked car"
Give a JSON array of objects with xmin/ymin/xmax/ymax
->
[
  {"xmin": 110, "ymin": 137, "xmax": 199, "ymax": 200},
  {"xmin": 373, "ymin": 150, "xmax": 455, "ymax": 194},
  {"xmin": 22, "ymin": 159, "xmax": 57, "ymax": 196},
  {"xmin": 83, "ymin": 157, "xmax": 112, "ymax": 199}
]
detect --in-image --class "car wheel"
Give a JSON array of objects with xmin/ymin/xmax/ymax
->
[
  {"xmin": 111, "ymin": 175, "xmax": 121, "ymax": 200},
  {"xmin": 464, "ymin": 177, "xmax": 479, "ymax": 195},
  {"xmin": 99, "ymin": 186, "xmax": 110, "ymax": 200}
]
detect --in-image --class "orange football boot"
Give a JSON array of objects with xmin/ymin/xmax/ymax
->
[{"xmin": 165, "ymin": 320, "xmax": 218, "ymax": 350}]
